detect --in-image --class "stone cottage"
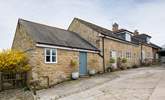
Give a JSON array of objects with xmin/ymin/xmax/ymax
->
[
  {"xmin": 12, "ymin": 18, "xmax": 161, "ymax": 87},
  {"xmin": 12, "ymin": 19, "xmax": 101, "ymax": 87},
  {"xmin": 68, "ymin": 18, "xmax": 161, "ymax": 71}
]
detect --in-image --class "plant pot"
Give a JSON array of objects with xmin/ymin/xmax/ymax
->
[
  {"xmin": 71, "ymin": 72, "xmax": 79, "ymax": 80},
  {"xmin": 112, "ymin": 63, "xmax": 117, "ymax": 69},
  {"xmin": 89, "ymin": 69, "xmax": 96, "ymax": 76}
]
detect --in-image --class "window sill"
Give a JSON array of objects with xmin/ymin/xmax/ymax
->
[{"xmin": 45, "ymin": 62, "xmax": 57, "ymax": 64}]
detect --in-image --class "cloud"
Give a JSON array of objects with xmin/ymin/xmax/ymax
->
[
  {"xmin": 0, "ymin": 0, "xmax": 165, "ymax": 50},
  {"xmin": 0, "ymin": 0, "xmax": 105, "ymax": 49},
  {"xmin": 117, "ymin": 0, "xmax": 165, "ymax": 46},
  {"xmin": 99, "ymin": 0, "xmax": 165, "ymax": 46}
]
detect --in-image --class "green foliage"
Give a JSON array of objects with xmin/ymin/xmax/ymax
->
[
  {"xmin": 122, "ymin": 58, "xmax": 127, "ymax": 63},
  {"xmin": 70, "ymin": 60, "xmax": 77, "ymax": 67},
  {"xmin": 109, "ymin": 58, "xmax": 115, "ymax": 63},
  {"xmin": 0, "ymin": 49, "xmax": 31, "ymax": 73}
]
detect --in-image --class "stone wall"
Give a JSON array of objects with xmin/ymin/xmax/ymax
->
[
  {"xmin": 68, "ymin": 19, "xmax": 101, "ymax": 49},
  {"xmin": 87, "ymin": 53, "xmax": 103, "ymax": 73},
  {"xmin": 69, "ymin": 19, "xmax": 103, "ymax": 71},
  {"xmin": 152, "ymin": 48, "xmax": 159, "ymax": 60},
  {"xmin": 69, "ymin": 19, "xmax": 141, "ymax": 69},
  {"xmin": 103, "ymin": 38, "xmax": 141, "ymax": 68},
  {"xmin": 12, "ymin": 23, "xmax": 35, "ymax": 51},
  {"xmin": 31, "ymin": 47, "xmax": 79, "ymax": 87},
  {"xmin": 142, "ymin": 45, "xmax": 153, "ymax": 62},
  {"xmin": 31, "ymin": 47, "xmax": 101, "ymax": 87}
]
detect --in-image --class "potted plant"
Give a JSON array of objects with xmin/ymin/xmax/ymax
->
[
  {"xmin": 109, "ymin": 58, "xmax": 116, "ymax": 72},
  {"xmin": 88, "ymin": 59, "xmax": 97, "ymax": 76},
  {"xmin": 89, "ymin": 69, "xmax": 96, "ymax": 76},
  {"xmin": 70, "ymin": 60, "xmax": 79, "ymax": 80},
  {"xmin": 121, "ymin": 58, "xmax": 127, "ymax": 70}
]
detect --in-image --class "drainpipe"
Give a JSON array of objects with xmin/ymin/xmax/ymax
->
[
  {"xmin": 140, "ymin": 43, "xmax": 143, "ymax": 65},
  {"xmin": 102, "ymin": 37, "xmax": 106, "ymax": 72}
]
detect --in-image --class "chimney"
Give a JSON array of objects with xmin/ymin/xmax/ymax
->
[
  {"xmin": 133, "ymin": 30, "xmax": 139, "ymax": 35},
  {"xmin": 112, "ymin": 23, "xmax": 119, "ymax": 32}
]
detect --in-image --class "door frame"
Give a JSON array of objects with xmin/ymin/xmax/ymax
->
[{"xmin": 79, "ymin": 52, "xmax": 87, "ymax": 76}]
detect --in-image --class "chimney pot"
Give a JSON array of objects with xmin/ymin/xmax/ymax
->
[
  {"xmin": 134, "ymin": 30, "xmax": 139, "ymax": 35},
  {"xmin": 112, "ymin": 23, "xmax": 119, "ymax": 32}
]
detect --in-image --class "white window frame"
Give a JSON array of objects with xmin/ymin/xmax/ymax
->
[
  {"xmin": 45, "ymin": 48, "xmax": 57, "ymax": 64},
  {"xmin": 125, "ymin": 33, "xmax": 131, "ymax": 42},
  {"xmin": 146, "ymin": 37, "xmax": 150, "ymax": 44}
]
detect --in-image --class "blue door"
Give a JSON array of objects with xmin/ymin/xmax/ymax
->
[{"xmin": 79, "ymin": 52, "xmax": 87, "ymax": 75}]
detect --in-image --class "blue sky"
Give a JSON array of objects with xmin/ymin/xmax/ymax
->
[{"xmin": 0, "ymin": 0, "xmax": 165, "ymax": 50}]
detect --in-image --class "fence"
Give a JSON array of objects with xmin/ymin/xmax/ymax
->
[{"xmin": 0, "ymin": 72, "xmax": 27, "ymax": 91}]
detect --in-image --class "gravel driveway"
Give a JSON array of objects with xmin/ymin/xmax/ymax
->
[{"xmin": 38, "ymin": 65, "xmax": 165, "ymax": 100}]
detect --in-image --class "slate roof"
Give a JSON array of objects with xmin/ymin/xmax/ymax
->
[
  {"xmin": 18, "ymin": 19, "xmax": 99, "ymax": 51},
  {"xmin": 74, "ymin": 18, "xmax": 161, "ymax": 49},
  {"xmin": 150, "ymin": 43, "xmax": 161, "ymax": 49},
  {"xmin": 74, "ymin": 18, "xmax": 139, "ymax": 45},
  {"xmin": 113, "ymin": 29, "xmax": 134, "ymax": 34}
]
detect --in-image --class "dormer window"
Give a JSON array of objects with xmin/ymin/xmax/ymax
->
[
  {"xmin": 146, "ymin": 37, "xmax": 150, "ymax": 43},
  {"xmin": 125, "ymin": 33, "xmax": 131, "ymax": 42}
]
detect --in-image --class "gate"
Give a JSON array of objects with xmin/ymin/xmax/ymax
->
[{"xmin": 0, "ymin": 72, "xmax": 27, "ymax": 91}]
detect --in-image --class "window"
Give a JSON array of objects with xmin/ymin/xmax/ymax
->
[
  {"xmin": 125, "ymin": 33, "xmax": 131, "ymax": 42},
  {"xmin": 118, "ymin": 51, "xmax": 122, "ymax": 58},
  {"xmin": 110, "ymin": 50, "xmax": 117, "ymax": 59},
  {"xmin": 126, "ymin": 51, "xmax": 131, "ymax": 59},
  {"xmin": 146, "ymin": 37, "xmax": 150, "ymax": 43},
  {"xmin": 45, "ymin": 48, "xmax": 57, "ymax": 63},
  {"xmin": 126, "ymin": 52, "xmax": 129, "ymax": 58}
]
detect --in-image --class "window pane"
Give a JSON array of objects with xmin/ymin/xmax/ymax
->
[
  {"xmin": 52, "ymin": 49, "xmax": 56, "ymax": 55},
  {"xmin": 46, "ymin": 49, "xmax": 50, "ymax": 55},
  {"xmin": 52, "ymin": 56, "xmax": 56, "ymax": 62},
  {"xmin": 46, "ymin": 56, "xmax": 51, "ymax": 62}
]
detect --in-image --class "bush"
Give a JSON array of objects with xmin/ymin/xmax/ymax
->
[
  {"xmin": 122, "ymin": 58, "xmax": 127, "ymax": 63},
  {"xmin": 120, "ymin": 58, "xmax": 128, "ymax": 70},
  {"xmin": 0, "ymin": 49, "xmax": 31, "ymax": 73},
  {"xmin": 132, "ymin": 64, "xmax": 139, "ymax": 68},
  {"xmin": 117, "ymin": 57, "xmax": 122, "ymax": 68}
]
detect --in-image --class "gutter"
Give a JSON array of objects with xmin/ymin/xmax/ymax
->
[{"xmin": 36, "ymin": 43, "xmax": 99, "ymax": 53}]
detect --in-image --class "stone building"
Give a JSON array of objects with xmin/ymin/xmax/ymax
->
[
  {"xmin": 68, "ymin": 18, "xmax": 161, "ymax": 70},
  {"xmin": 12, "ymin": 19, "xmax": 101, "ymax": 87},
  {"xmin": 12, "ymin": 18, "xmax": 161, "ymax": 87}
]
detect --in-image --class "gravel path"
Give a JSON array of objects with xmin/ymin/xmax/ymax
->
[{"xmin": 59, "ymin": 66, "xmax": 165, "ymax": 100}]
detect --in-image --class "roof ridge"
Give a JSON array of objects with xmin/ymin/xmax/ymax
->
[
  {"xmin": 18, "ymin": 18, "xmax": 69, "ymax": 33},
  {"xmin": 74, "ymin": 18, "xmax": 113, "ymax": 33}
]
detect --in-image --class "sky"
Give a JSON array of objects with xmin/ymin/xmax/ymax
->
[{"xmin": 0, "ymin": 0, "xmax": 165, "ymax": 50}]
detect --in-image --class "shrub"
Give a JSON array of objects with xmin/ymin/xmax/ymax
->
[
  {"xmin": 70, "ymin": 60, "xmax": 77, "ymax": 67},
  {"xmin": 122, "ymin": 58, "xmax": 127, "ymax": 63},
  {"xmin": 117, "ymin": 57, "xmax": 122, "ymax": 68},
  {"xmin": 132, "ymin": 64, "xmax": 139, "ymax": 68},
  {"xmin": 120, "ymin": 58, "xmax": 128, "ymax": 70},
  {"xmin": 0, "ymin": 49, "xmax": 31, "ymax": 73}
]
